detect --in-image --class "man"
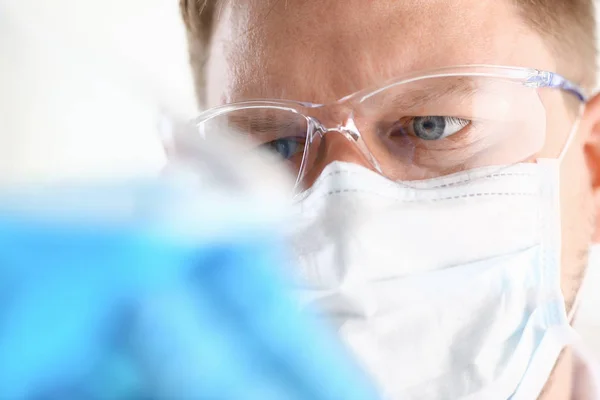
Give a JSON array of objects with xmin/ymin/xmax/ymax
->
[{"xmin": 181, "ymin": 0, "xmax": 600, "ymax": 399}]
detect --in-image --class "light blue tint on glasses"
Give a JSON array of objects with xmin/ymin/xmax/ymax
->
[{"xmin": 524, "ymin": 70, "xmax": 587, "ymax": 102}]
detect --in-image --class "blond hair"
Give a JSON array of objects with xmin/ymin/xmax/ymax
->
[{"xmin": 180, "ymin": 0, "xmax": 598, "ymax": 103}]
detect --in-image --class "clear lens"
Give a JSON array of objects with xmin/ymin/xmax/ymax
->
[
  {"xmin": 197, "ymin": 107, "xmax": 309, "ymax": 179},
  {"xmin": 196, "ymin": 73, "xmax": 582, "ymax": 191},
  {"xmin": 355, "ymin": 75, "xmax": 549, "ymax": 181},
  {"xmin": 538, "ymin": 85, "xmax": 583, "ymax": 159}
]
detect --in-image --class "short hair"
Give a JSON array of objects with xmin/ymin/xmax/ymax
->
[
  {"xmin": 180, "ymin": 0, "xmax": 598, "ymax": 103},
  {"xmin": 516, "ymin": 0, "xmax": 597, "ymax": 90},
  {"xmin": 180, "ymin": 0, "xmax": 221, "ymax": 106}
]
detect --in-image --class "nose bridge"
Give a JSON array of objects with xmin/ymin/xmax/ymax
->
[
  {"xmin": 301, "ymin": 107, "xmax": 376, "ymax": 188},
  {"xmin": 321, "ymin": 118, "xmax": 360, "ymax": 141},
  {"xmin": 310, "ymin": 103, "xmax": 354, "ymax": 130},
  {"xmin": 309, "ymin": 101, "xmax": 363, "ymax": 140}
]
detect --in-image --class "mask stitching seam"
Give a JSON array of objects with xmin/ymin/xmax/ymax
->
[
  {"xmin": 306, "ymin": 171, "xmax": 535, "ymax": 193},
  {"xmin": 301, "ymin": 190, "xmax": 535, "ymax": 204},
  {"xmin": 427, "ymin": 173, "xmax": 533, "ymax": 189}
]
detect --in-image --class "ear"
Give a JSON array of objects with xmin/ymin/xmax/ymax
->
[{"xmin": 582, "ymin": 92, "xmax": 600, "ymax": 242}]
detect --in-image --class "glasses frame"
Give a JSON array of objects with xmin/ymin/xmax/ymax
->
[{"xmin": 194, "ymin": 65, "xmax": 589, "ymax": 187}]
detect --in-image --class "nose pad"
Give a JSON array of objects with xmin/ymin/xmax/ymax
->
[{"xmin": 299, "ymin": 129, "xmax": 378, "ymax": 189}]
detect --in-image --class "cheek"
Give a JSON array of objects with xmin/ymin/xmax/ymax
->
[
  {"xmin": 558, "ymin": 129, "xmax": 594, "ymax": 313},
  {"xmin": 537, "ymin": 98, "xmax": 593, "ymax": 310}
]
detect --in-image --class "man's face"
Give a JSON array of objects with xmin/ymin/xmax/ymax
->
[{"xmin": 205, "ymin": 0, "xmax": 598, "ymax": 391}]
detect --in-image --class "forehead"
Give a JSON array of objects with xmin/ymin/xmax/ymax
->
[{"xmin": 206, "ymin": 0, "xmax": 556, "ymax": 106}]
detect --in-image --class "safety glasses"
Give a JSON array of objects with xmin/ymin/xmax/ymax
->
[{"xmin": 194, "ymin": 65, "xmax": 588, "ymax": 190}]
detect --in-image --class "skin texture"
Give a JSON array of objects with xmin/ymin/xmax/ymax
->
[{"xmin": 202, "ymin": 0, "xmax": 600, "ymax": 398}]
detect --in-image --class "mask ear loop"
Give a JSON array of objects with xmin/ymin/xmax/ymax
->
[
  {"xmin": 557, "ymin": 106, "xmax": 585, "ymax": 163},
  {"xmin": 568, "ymin": 279, "xmax": 585, "ymax": 323},
  {"xmin": 557, "ymin": 106, "xmax": 586, "ymax": 323},
  {"xmin": 536, "ymin": 104, "xmax": 585, "ymax": 322}
]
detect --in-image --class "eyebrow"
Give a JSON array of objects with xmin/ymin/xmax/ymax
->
[
  {"xmin": 225, "ymin": 111, "xmax": 307, "ymax": 138},
  {"xmin": 363, "ymin": 78, "xmax": 480, "ymax": 111}
]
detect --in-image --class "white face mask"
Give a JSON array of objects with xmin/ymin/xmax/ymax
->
[{"xmin": 289, "ymin": 160, "xmax": 579, "ymax": 400}]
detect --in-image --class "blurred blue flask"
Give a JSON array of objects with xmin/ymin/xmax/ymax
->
[{"xmin": 0, "ymin": 177, "xmax": 380, "ymax": 400}]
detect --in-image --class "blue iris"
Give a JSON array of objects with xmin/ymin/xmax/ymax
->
[
  {"xmin": 263, "ymin": 138, "xmax": 303, "ymax": 160},
  {"xmin": 413, "ymin": 116, "xmax": 446, "ymax": 140}
]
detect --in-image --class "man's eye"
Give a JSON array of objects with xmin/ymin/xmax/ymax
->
[
  {"xmin": 261, "ymin": 137, "xmax": 305, "ymax": 159},
  {"xmin": 394, "ymin": 116, "xmax": 471, "ymax": 140}
]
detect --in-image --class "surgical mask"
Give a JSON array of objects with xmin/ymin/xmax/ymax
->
[{"xmin": 289, "ymin": 159, "xmax": 579, "ymax": 400}]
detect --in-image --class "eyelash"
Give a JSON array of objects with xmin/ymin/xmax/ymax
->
[{"xmin": 401, "ymin": 116, "xmax": 470, "ymax": 125}]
